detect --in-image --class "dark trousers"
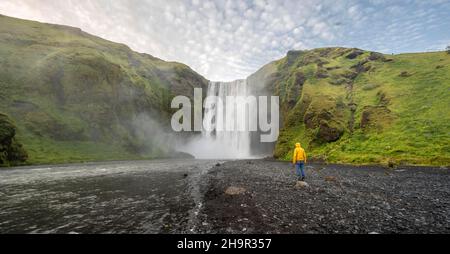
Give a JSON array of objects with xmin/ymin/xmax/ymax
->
[{"xmin": 295, "ymin": 161, "xmax": 305, "ymax": 177}]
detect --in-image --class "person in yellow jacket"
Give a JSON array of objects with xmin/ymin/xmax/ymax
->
[{"xmin": 292, "ymin": 143, "xmax": 307, "ymax": 181}]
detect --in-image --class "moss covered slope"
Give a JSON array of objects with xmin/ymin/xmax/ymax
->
[
  {"xmin": 257, "ymin": 47, "xmax": 449, "ymax": 166},
  {"xmin": 0, "ymin": 15, "xmax": 207, "ymax": 165},
  {"xmin": 0, "ymin": 113, "xmax": 28, "ymax": 166}
]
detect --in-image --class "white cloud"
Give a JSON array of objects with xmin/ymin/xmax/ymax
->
[{"xmin": 0, "ymin": 0, "xmax": 448, "ymax": 81}]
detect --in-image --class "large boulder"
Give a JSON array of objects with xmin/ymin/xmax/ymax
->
[
  {"xmin": 316, "ymin": 120, "xmax": 344, "ymax": 142},
  {"xmin": 295, "ymin": 181, "xmax": 309, "ymax": 188},
  {"xmin": 225, "ymin": 187, "xmax": 246, "ymax": 196}
]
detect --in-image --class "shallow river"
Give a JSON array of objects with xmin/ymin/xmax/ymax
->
[{"xmin": 0, "ymin": 160, "xmax": 219, "ymax": 234}]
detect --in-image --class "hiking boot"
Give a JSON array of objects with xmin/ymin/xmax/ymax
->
[{"xmin": 301, "ymin": 176, "xmax": 306, "ymax": 181}]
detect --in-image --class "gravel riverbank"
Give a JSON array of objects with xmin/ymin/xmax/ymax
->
[
  {"xmin": 198, "ymin": 160, "xmax": 450, "ymax": 234},
  {"xmin": 0, "ymin": 159, "xmax": 448, "ymax": 234}
]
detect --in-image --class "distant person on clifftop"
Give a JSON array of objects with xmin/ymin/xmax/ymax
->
[{"xmin": 293, "ymin": 143, "xmax": 307, "ymax": 181}]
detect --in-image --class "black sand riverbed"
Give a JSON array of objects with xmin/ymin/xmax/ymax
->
[{"xmin": 198, "ymin": 160, "xmax": 450, "ymax": 234}]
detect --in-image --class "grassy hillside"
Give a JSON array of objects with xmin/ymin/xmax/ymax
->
[
  {"xmin": 1, "ymin": 15, "xmax": 448, "ymax": 167},
  {"xmin": 260, "ymin": 47, "xmax": 449, "ymax": 166},
  {"xmin": 0, "ymin": 15, "xmax": 208, "ymax": 166}
]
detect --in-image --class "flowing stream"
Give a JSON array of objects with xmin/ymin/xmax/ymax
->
[{"xmin": 0, "ymin": 160, "xmax": 218, "ymax": 234}]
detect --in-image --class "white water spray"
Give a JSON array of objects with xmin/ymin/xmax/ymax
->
[
  {"xmin": 174, "ymin": 78, "xmax": 279, "ymax": 159},
  {"xmin": 203, "ymin": 80, "xmax": 253, "ymax": 158},
  {"xmin": 180, "ymin": 80, "xmax": 255, "ymax": 159}
]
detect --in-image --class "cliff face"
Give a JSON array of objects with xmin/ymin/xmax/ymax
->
[
  {"xmin": 252, "ymin": 47, "xmax": 450, "ymax": 166},
  {"xmin": 1, "ymin": 14, "xmax": 449, "ymax": 166},
  {"xmin": 0, "ymin": 15, "xmax": 208, "ymax": 165}
]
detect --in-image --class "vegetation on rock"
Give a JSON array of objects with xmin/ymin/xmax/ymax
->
[
  {"xmin": 253, "ymin": 47, "xmax": 449, "ymax": 166},
  {"xmin": 0, "ymin": 113, "xmax": 28, "ymax": 166},
  {"xmin": 1, "ymin": 14, "xmax": 448, "ymax": 167},
  {"xmin": 0, "ymin": 15, "xmax": 207, "ymax": 166}
]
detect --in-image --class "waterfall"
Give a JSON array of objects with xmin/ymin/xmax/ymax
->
[
  {"xmin": 180, "ymin": 80, "xmax": 252, "ymax": 159},
  {"xmin": 177, "ymin": 78, "xmax": 276, "ymax": 159},
  {"xmin": 201, "ymin": 80, "xmax": 252, "ymax": 159}
]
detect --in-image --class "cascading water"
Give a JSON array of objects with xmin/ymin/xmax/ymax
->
[
  {"xmin": 200, "ymin": 80, "xmax": 252, "ymax": 159},
  {"xmin": 179, "ymin": 80, "xmax": 255, "ymax": 159},
  {"xmin": 177, "ymin": 77, "xmax": 276, "ymax": 159}
]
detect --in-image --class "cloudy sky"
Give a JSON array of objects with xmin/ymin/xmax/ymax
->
[{"xmin": 1, "ymin": 0, "xmax": 449, "ymax": 81}]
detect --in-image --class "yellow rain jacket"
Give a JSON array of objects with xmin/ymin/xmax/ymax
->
[{"xmin": 292, "ymin": 143, "xmax": 307, "ymax": 164}]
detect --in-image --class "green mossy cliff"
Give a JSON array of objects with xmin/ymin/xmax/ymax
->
[
  {"xmin": 252, "ymin": 47, "xmax": 450, "ymax": 166},
  {"xmin": 0, "ymin": 15, "xmax": 207, "ymax": 165},
  {"xmin": 0, "ymin": 113, "xmax": 28, "ymax": 166},
  {"xmin": 1, "ymin": 14, "xmax": 449, "ymax": 167}
]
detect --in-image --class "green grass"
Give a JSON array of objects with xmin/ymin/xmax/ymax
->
[
  {"xmin": 21, "ymin": 136, "xmax": 149, "ymax": 165},
  {"xmin": 272, "ymin": 48, "xmax": 450, "ymax": 166},
  {"xmin": 0, "ymin": 14, "xmax": 207, "ymax": 166},
  {"xmin": 1, "ymin": 15, "xmax": 449, "ymax": 167}
]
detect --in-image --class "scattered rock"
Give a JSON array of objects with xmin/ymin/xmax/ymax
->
[
  {"xmin": 376, "ymin": 91, "xmax": 390, "ymax": 106},
  {"xmin": 343, "ymin": 70, "xmax": 359, "ymax": 80},
  {"xmin": 295, "ymin": 181, "xmax": 310, "ymax": 189},
  {"xmin": 316, "ymin": 59, "xmax": 330, "ymax": 67},
  {"xmin": 216, "ymin": 163, "xmax": 221, "ymax": 167},
  {"xmin": 324, "ymin": 176, "xmax": 337, "ymax": 182},
  {"xmin": 326, "ymin": 66, "xmax": 341, "ymax": 71},
  {"xmin": 368, "ymin": 52, "xmax": 386, "ymax": 61},
  {"xmin": 346, "ymin": 49, "xmax": 364, "ymax": 59},
  {"xmin": 225, "ymin": 186, "xmax": 246, "ymax": 195},
  {"xmin": 316, "ymin": 68, "xmax": 329, "ymax": 79},
  {"xmin": 351, "ymin": 59, "xmax": 371, "ymax": 73},
  {"xmin": 387, "ymin": 160, "xmax": 397, "ymax": 169}
]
